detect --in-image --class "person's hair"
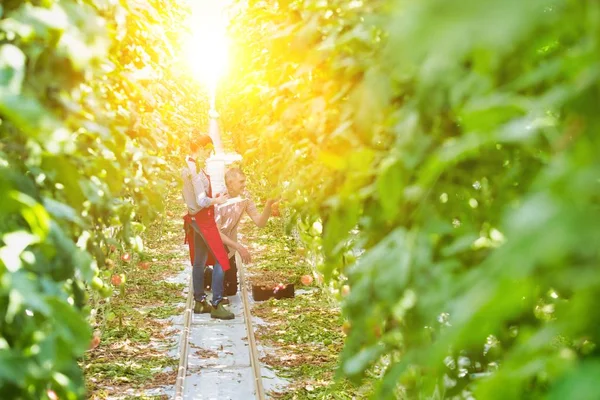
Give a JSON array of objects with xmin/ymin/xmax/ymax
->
[
  {"xmin": 190, "ymin": 133, "xmax": 213, "ymax": 153},
  {"xmin": 225, "ymin": 167, "xmax": 245, "ymax": 185}
]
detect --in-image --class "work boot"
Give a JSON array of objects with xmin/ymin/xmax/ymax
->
[
  {"xmin": 221, "ymin": 297, "xmax": 230, "ymax": 305},
  {"xmin": 211, "ymin": 303, "xmax": 234, "ymax": 320},
  {"xmin": 194, "ymin": 299, "xmax": 211, "ymax": 314}
]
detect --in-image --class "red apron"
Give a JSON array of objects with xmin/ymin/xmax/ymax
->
[{"xmin": 183, "ymin": 173, "xmax": 230, "ymax": 271}]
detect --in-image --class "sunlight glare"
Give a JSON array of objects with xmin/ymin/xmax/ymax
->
[{"xmin": 184, "ymin": 1, "xmax": 230, "ymax": 100}]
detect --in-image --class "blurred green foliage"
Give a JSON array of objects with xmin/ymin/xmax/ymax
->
[
  {"xmin": 226, "ymin": 0, "xmax": 600, "ymax": 398},
  {"xmin": 0, "ymin": 0, "xmax": 204, "ymax": 397}
]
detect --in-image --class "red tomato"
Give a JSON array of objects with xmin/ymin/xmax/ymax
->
[
  {"xmin": 111, "ymin": 274, "xmax": 122, "ymax": 286},
  {"xmin": 271, "ymin": 203, "xmax": 280, "ymax": 217},
  {"xmin": 301, "ymin": 275, "xmax": 313, "ymax": 285},
  {"xmin": 89, "ymin": 335, "xmax": 101, "ymax": 350}
]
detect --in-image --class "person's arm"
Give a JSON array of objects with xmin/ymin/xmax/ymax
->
[
  {"xmin": 190, "ymin": 173, "xmax": 225, "ymax": 208},
  {"xmin": 218, "ymin": 232, "xmax": 251, "ymax": 264},
  {"xmin": 247, "ymin": 198, "xmax": 278, "ymax": 228}
]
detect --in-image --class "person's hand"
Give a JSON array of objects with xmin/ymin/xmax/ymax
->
[
  {"xmin": 212, "ymin": 196, "xmax": 227, "ymax": 205},
  {"xmin": 237, "ymin": 245, "xmax": 252, "ymax": 264},
  {"xmin": 266, "ymin": 197, "xmax": 281, "ymax": 207},
  {"xmin": 267, "ymin": 197, "xmax": 281, "ymax": 217}
]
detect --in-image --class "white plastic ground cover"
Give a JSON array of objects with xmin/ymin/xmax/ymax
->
[
  {"xmin": 183, "ymin": 295, "xmax": 252, "ymax": 399},
  {"xmin": 181, "ymin": 289, "xmax": 290, "ymax": 399}
]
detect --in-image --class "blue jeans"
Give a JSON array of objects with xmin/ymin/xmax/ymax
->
[{"xmin": 191, "ymin": 221, "xmax": 224, "ymax": 306}]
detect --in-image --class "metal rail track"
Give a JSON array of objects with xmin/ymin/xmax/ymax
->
[
  {"xmin": 173, "ymin": 255, "xmax": 266, "ymax": 399},
  {"xmin": 237, "ymin": 252, "xmax": 267, "ymax": 400},
  {"xmin": 174, "ymin": 276, "xmax": 193, "ymax": 400}
]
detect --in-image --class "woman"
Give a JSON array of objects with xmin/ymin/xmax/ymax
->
[{"xmin": 182, "ymin": 134, "xmax": 234, "ymax": 320}]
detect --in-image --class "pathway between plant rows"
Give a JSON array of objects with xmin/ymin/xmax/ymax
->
[{"xmin": 86, "ymin": 190, "xmax": 350, "ymax": 399}]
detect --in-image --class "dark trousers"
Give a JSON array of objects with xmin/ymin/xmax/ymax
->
[{"xmin": 224, "ymin": 255, "xmax": 238, "ymax": 296}]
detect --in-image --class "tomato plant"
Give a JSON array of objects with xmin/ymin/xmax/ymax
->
[
  {"xmin": 0, "ymin": 0, "xmax": 204, "ymax": 397},
  {"xmin": 225, "ymin": 0, "xmax": 600, "ymax": 398}
]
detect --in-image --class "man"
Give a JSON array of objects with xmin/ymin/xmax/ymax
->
[
  {"xmin": 214, "ymin": 167, "xmax": 279, "ymax": 296},
  {"xmin": 182, "ymin": 134, "xmax": 234, "ymax": 320}
]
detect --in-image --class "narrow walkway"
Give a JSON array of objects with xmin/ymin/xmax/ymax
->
[
  {"xmin": 183, "ymin": 293, "xmax": 256, "ymax": 399},
  {"xmin": 175, "ymin": 225, "xmax": 290, "ymax": 399}
]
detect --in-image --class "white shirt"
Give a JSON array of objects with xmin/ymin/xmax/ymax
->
[{"xmin": 181, "ymin": 156, "xmax": 212, "ymax": 214}]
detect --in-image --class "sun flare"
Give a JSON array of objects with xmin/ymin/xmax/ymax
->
[{"xmin": 183, "ymin": 1, "xmax": 230, "ymax": 101}]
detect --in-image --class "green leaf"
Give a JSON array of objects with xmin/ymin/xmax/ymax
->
[
  {"xmin": 0, "ymin": 350, "xmax": 28, "ymax": 384},
  {"xmin": 441, "ymin": 233, "xmax": 479, "ymax": 257},
  {"xmin": 547, "ymin": 361, "xmax": 600, "ymax": 400},
  {"xmin": 377, "ymin": 157, "xmax": 404, "ymax": 221},
  {"xmin": 42, "ymin": 197, "xmax": 81, "ymax": 225},
  {"xmin": 7, "ymin": 270, "xmax": 52, "ymax": 316},
  {"xmin": 11, "ymin": 191, "xmax": 50, "ymax": 240},
  {"xmin": 350, "ymin": 229, "xmax": 413, "ymax": 304},
  {"xmin": 0, "ymin": 231, "xmax": 39, "ymax": 272},
  {"xmin": 0, "ymin": 44, "xmax": 25, "ymax": 94},
  {"xmin": 343, "ymin": 343, "xmax": 385, "ymax": 379},
  {"xmin": 48, "ymin": 298, "xmax": 91, "ymax": 355},
  {"xmin": 0, "ymin": 4, "xmax": 67, "ymax": 41},
  {"xmin": 318, "ymin": 150, "xmax": 347, "ymax": 170}
]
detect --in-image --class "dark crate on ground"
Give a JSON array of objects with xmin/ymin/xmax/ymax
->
[{"xmin": 252, "ymin": 284, "xmax": 295, "ymax": 301}]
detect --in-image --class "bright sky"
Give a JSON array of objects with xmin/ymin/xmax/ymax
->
[{"xmin": 183, "ymin": 0, "xmax": 231, "ymax": 94}]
